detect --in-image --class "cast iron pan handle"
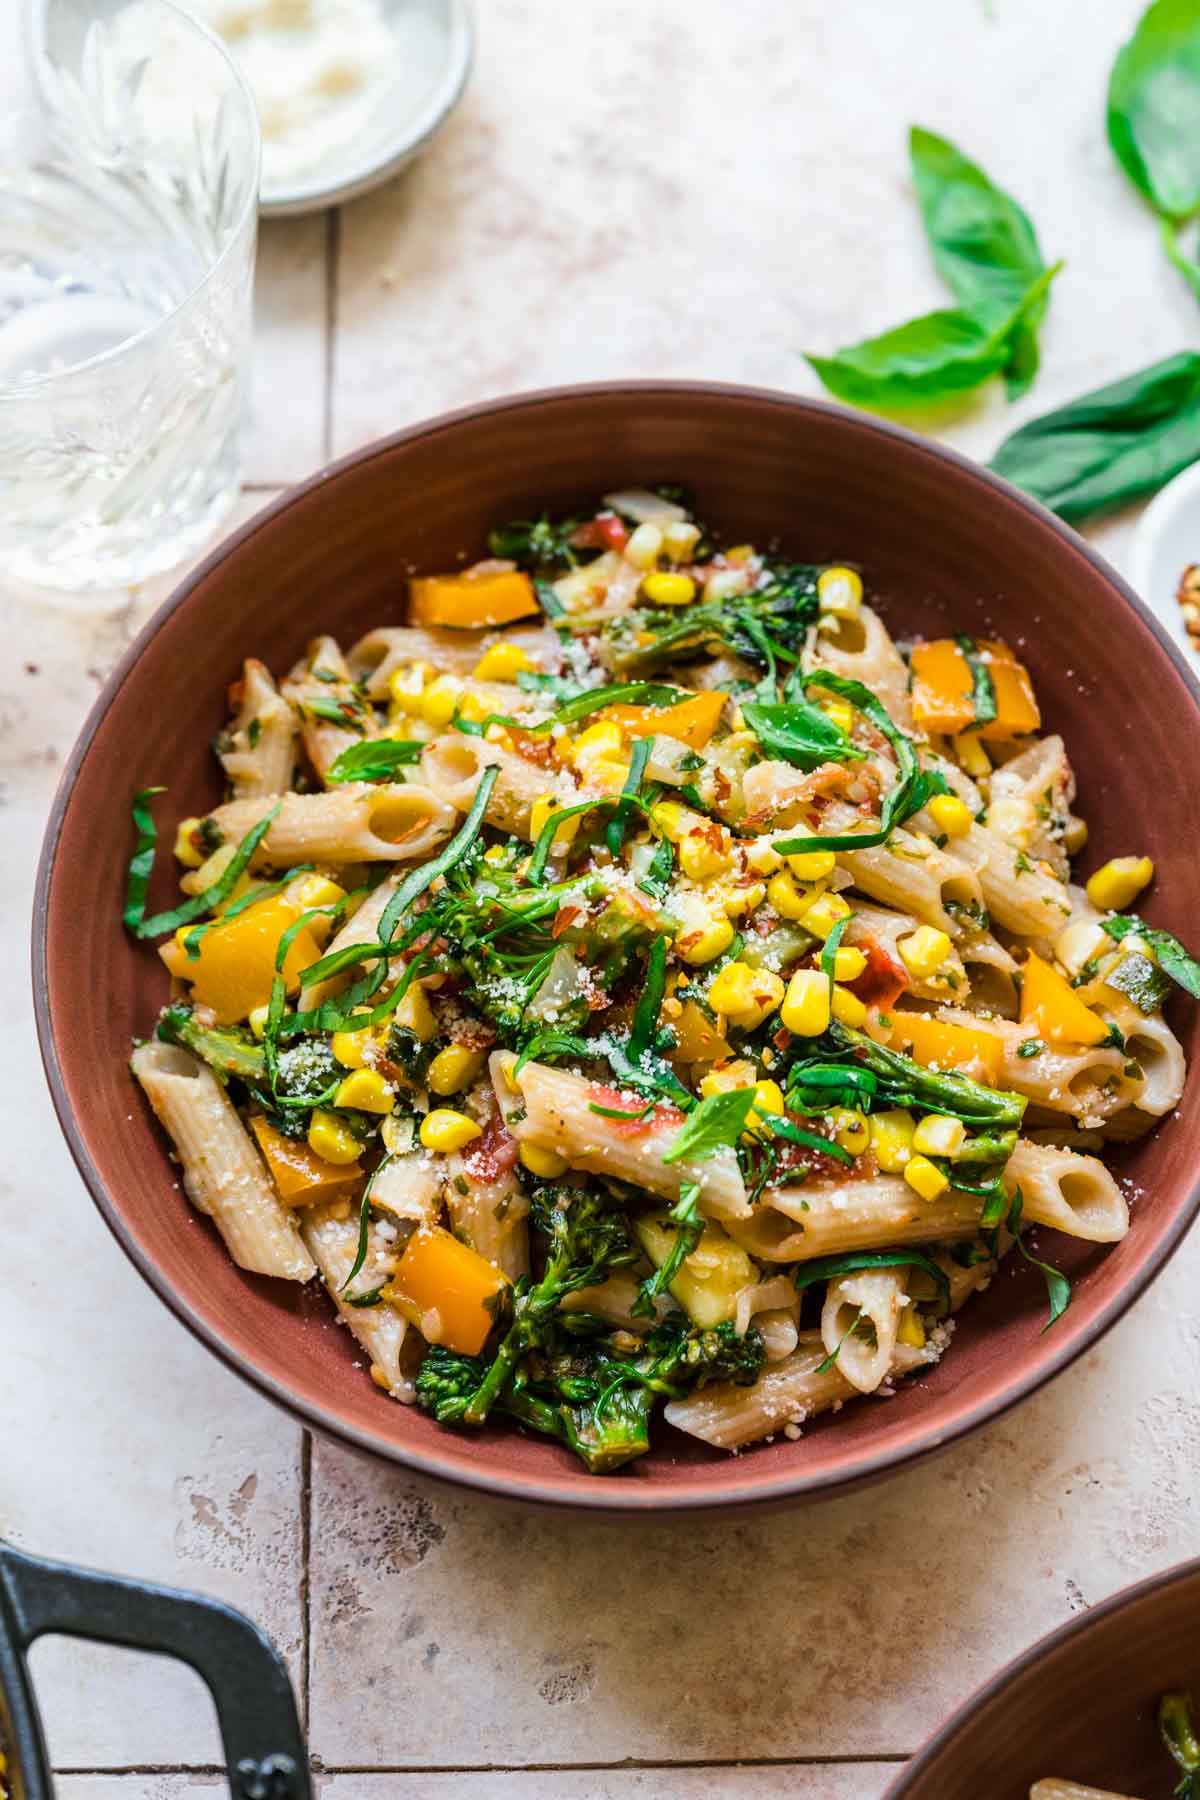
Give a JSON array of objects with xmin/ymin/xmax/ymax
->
[{"xmin": 0, "ymin": 1543, "xmax": 311, "ymax": 1798}]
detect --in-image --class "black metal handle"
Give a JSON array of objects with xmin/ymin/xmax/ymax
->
[{"xmin": 0, "ymin": 1544, "xmax": 310, "ymax": 1799}]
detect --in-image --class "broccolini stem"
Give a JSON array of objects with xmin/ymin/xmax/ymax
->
[{"xmin": 827, "ymin": 1021, "xmax": 1027, "ymax": 1127}]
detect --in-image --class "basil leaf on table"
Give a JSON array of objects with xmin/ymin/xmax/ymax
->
[
  {"xmin": 909, "ymin": 126, "xmax": 1053, "ymax": 399},
  {"xmin": 1108, "ymin": 0, "xmax": 1200, "ymax": 299},
  {"xmin": 990, "ymin": 351, "xmax": 1200, "ymax": 522}
]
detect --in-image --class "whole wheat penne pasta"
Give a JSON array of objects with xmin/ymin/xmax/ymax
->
[
  {"xmin": 217, "ymin": 657, "xmax": 297, "ymax": 799},
  {"xmin": 1030, "ymin": 1781, "xmax": 1142, "ymax": 1799},
  {"xmin": 346, "ymin": 624, "xmax": 559, "ymax": 694},
  {"xmin": 1004, "ymin": 1140, "xmax": 1128, "ymax": 1242},
  {"xmin": 205, "ymin": 783, "xmax": 456, "ymax": 866},
  {"xmin": 302, "ymin": 1206, "xmax": 413, "ymax": 1400},
  {"xmin": 745, "ymin": 1172, "xmax": 983, "ymax": 1262},
  {"xmin": 420, "ymin": 733, "xmax": 571, "ymax": 836},
  {"xmin": 820, "ymin": 1267, "xmax": 907, "ymax": 1394},
  {"xmin": 807, "ymin": 604, "xmax": 914, "ymax": 731}
]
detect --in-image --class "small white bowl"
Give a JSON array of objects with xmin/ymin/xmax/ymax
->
[{"xmin": 1126, "ymin": 458, "xmax": 1200, "ymax": 667}]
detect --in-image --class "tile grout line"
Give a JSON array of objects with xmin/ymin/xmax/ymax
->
[
  {"xmin": 322, "ymin": 206, "xmax": 342, "ymax": 464},
  {"xmin": 54, "ymin": 1755, "xmax": 912, "ymax": 1776},
  {"xmin": 299, "ymin": 1429, "xmax": 313, "ymax": 1737}
]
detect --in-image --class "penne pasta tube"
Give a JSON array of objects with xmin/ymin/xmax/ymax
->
[
  {"xmin": 420, "ymin": 733, "xmax": 571, "ymax": 836},
  {"xmin": 217, "ymin": 657, "xmax": 297, "ymax": 799},
  {"xmin": 302, "ymin": 1206, "xmax": 413, "ymax": 1400},
  {"xmin": 283, "ymin": 635, "xmax": 366, "ymax": 781},
  {"xmin": 1004, "ymin": 1140, "xmax": 1129, "ymax": 1242},
  {"xmin": 807, "ymin": 604, "xmax": 914, "ymax": 731},
  {"xmin": 1030, "ymin": 1783, "xmax": 1143, "ymax": 1799},
  {"xmin": 346, "ymin": 623, "xmax": 559, "ymax": 695},
  {"xmin": 204, "ymin": 783, "xmax": 456, "ymax": 867},
  {"xmin": 740, "ymin": 1172, "xmax": 983, "ymax": 1262},
  {"xmin": 820, "ymin": 1266, "xmax": 906, "ymax": 1394},
  {"xmin": 445, "ymin": 1137, "xmax": 530, "ymax": 1282},
  {"xmin": 131, "ymin": 1042, "xmax": 315, "ymax": 1281},
  {"xmin": 954, "ymin": 820, "xmax": 1073, "ymax": 937}
]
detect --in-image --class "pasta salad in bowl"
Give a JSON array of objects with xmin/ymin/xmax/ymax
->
[{"xmin": 35, "ymin": 383, "xmax": 1200, "ymax": 1508}]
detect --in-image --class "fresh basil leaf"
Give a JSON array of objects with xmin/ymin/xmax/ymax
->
[
  {"xmin": 1007, "ymin": 1189, "xmax": 1071, "ymax": 1331},
  {"xmin": 631, "ymin": 1181, "xmax": 703, "ymax": 1318},
  {"xmin": 126, "ymin": 798, "xmax": 280, "ymax": 940},
  {"xmin": 605, "ymin": 734, "xmax": 653, "ymax": 856},
  {"xmin": 304, "ymin": 695, "xmax": 366, "ymax": 734},
  {"xmin": 758, "ymin": 1111, "xmax": 855, "ymax": 1166},
  {"xmin": 909, "ymin": 126, "xmax": 1053, "ymax": 400},
  {"xmin": 629, "ymin": 934, "xmax": 669, "ymax": 1066},
  {"xmin": 341, "ymin": 1186, "xmax": 373, "ymax": 1295},
  {"xmin": 662, "ymin": 1087, "xmax": 758, "ymax": 1164},
  {"xmin": 544, "ymin": 682, "xmax": 685, "ymax": 730},
  {"xmin": 123, "ymin": 786, "xmax": 166, "ymax": 931},
  {"xmin": 326, "ymin": 738, "xmax": 423, "ymax": 784},
  {"xmin": 637, "ymin": 832, "xmax": 674, "ymax": 901},
  {"xmin": 742, "ymin": 699, "xmax": 865, "ymax": 770},
  {"xmin": 956, "ymin": 635, "xmax": 998, "ymax": 727},
  {"xmin": 377, "ymin": 765, "xmax": 498, "ymax": 945},
  {"xmin": 991, "ymin": 351, "xmax": 1200, "ymax": 523},
  {"xmin": 1101, "ymin": 911, "xmax": 1200, "ymax": 998},
  {"xmin": 1108, "ymin": 0, "xmax": 1200, "ymax": 223},
  {"xmin": 793, "ymin": 1248, "xmax": 951, "ymax": 1310}
]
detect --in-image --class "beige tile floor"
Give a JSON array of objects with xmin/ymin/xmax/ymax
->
[{"xmin": 2, "ymin": 2, "xmax": 1198, "ymax": 1794}]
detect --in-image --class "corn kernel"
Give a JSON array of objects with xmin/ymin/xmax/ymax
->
[
  {"xmin": 832, "ymin": 945, "xmax": 867, "ymax": 982},
  {"xmin": 786, "ymin": 848, "xmax": 838, "ymax": 882},
  {"xmin": 419, "ymin": 1108, "xmax": 483, "ymax": 1152},
  {"xmin": 912, "ymin": 1114, "xmax": 966, "ymax": 1158},
  {"xmin": 418, "ymin": 674, "xmax": 464, "ymax": 728},
  {"xmin": 819, "ymin": 697, "xmax": 856, "ymax": 736},
  {"xmin": 289, "ymin": 873, "xmax": 346, "ymax": 914},
  {"xmin": 897, "ymin": 1302, "xmax": 926, "ymax": 1348},
  {"xmin": 519, "ymin": 1142, "xmax": 569, "ymax": 1178},
  {"xmin": 1086, "ymin": 855, "xmax": 1155, "ymax": 913},
  {"xmin": 308, "ymin": 1110, "xmax": 362, "ymax": 1166},
  {"xmin": 1063, "ymin": 816, "xmax": 1089, "ymax": 854},
  {"xmin": 331, "ymin": 1025, "xmax": 375, "ymax": 1067},
  {"xmin": 455, "ymin": 688, "xmax": 491, "ymax": 724},
  {"xmin": 676, "ymin": 911, "xmax": 735, "ymax": 965},
  {"xmin": 642, "ymin": 570, "xmax": 696, "ymax": 607},
  {"xmin": 698, "ymin": 1059, "xmax": 757, "ymax": 1100},
  {"xmin": 483, "ymin": 844, "xmax": 507, "ymax": 863},
  {"xmin": 679, "ymin": 827, "xmax": 732, "ymax": 881},
  {"xmin": 817, "ymin": 565, "xmax": 863, "ymax": 618},
  {"xmin": 625, "ymin": 522, "xmax": 663, "ymax": 569},
  {"xmin": 395, "ymin": 984, "xmax": 436, "ymax": 1042},
  {"xmin": 904, "ymin": 1154, "xmax": 950, "ymax": 1201},
  {"xmin": 585, "ymin": 755, "xmax": 632, "ymax": 794},
  {"xmin": 799, "ymin": 890, "xmax": 852, "ymax": 941},
  {"xmin": 767, "ymin": 871, "xmax": 811, "ymax": 921},
  {"xmin": 831, "ymin": 984, "xmax": 867, "ymax": 1027},
  {"xmin": 927, "ymin": 793, "xmax": 973, "ymax": 839},
  {"xmin": 650, "ymin": 798, "xmax": 686, "ymax": 842},
  {"xmin": 388, "ymin": 662, "xmax": 433, "ymax": 710},
  {"xmin": 745, "ymin": 838, "xmax": 783, "ymax": 876},
  {"xmin": 529, "ymin": 793, "xmax": 580, "ymax": 848},
  {"xmin": 751, "ymin": 1078, "xmax": 785, "ymax": 1116},
  {"xmin": 335, "ymin": 1069, "xmax": 395, "ymax": 1114},
  {"xmin": 719, "ymin": 880, "xmax": 765, "ymax": 919},
  {"xmin": 953, "ymin": 731, "xmax": 991, "ymax": 778},
  {"xmin": 897, "ymin": 925, "xmax": 953, "ymax": 979},
  {"xmin": 708, "ymin": 960, "xmax": 785, "ymax": 1029},
  {"xmin": 662, "ymin": 520, "xmax": 701, "ymax": 562},
  {"xmin": 173, "ymin": 817, "xmax": 205, "ymax": 868},
  {"xmin": 830, "ymin": 1106, "xmax": 870, "ymax": 1154},
  {"xmin": 248, "ymin": 1004, "xmax": 270, "ymax": 1040},
  {"xmin": 472, "ymin": 642, "xmax": 534, "ymax": 682},
  {"xmin": 870, "ymin": 1108, "xmax": 914, "ymax": 1172},
  {"xmin": 572, "ymin": 720, "xmax": 624, "ymax": 770},
  {"xmin": 427, "ymin": 1044, "xmax": 486, "ymax": 1096},
  {"xmin": 780, "ymin": 968, "xmax": 832, "ymax": 1036}
]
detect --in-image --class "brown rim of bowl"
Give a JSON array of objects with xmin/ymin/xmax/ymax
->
[
  {"xmin": 882, "ymin": 1554, "xmax": 1200, "ymax": 1793},
  {"xmin": 30, "ymin": 380, "xmax": 1200, "ymax": 1512}
]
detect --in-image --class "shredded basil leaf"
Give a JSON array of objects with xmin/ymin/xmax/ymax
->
[
  {"xmin": 326, "ymin": 738, "xmax": 424, "ymax": 784},
  {"xmin": 125, "ymin": 797, "xmax": 280, "ymax": 941}
]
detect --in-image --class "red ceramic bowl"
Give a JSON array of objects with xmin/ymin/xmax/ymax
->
[
  {"xmin": 33, "ymin": 382, "xmax": 1200, "ymax": 1511},
  {"xmin": 888, "ymin": 1557, "xmax": 1200, "ymax": 1796}
]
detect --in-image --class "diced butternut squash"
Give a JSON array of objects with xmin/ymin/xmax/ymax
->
[
  {"xmin": 888, "ymin": 1012, "xmax": 1004, "ymax": 1085},
  {"xmin": 605, "ymin": 690, "xmax": 727, "ymax": 750},
  {"xmin": 409, "ymin": 568, "xmax": 539, "ymax": 629},
  {"xmin": 910, "ymin": 638, "xmax": 1040, "ymax": 741},
  {"xmin": 670, "ymin": 999, "xmax": 731, "ymax": 1064},
  {"xmin": 251, "ymin": 1116, "xmax": 362, "ymax": 1206},
  {"xmin": 385, "ymin": 1225, "xmax": 509, "ymax": 1355},
  {"xmin": 1019, "ymin": 951, "xmax": 1108, "ymax": 1048},
  {"xmin": 634, "ymin": 1215, "xmax": 754, "ymax": 1328},
  {"xmin": 160, "ymin": 896, "xmax": 322, "ymax": 1026}
]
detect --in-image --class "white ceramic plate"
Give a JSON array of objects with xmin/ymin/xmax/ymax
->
[{"xmin": 1126, "ymin": 459, "xmax": 1200, "ymax": 668}]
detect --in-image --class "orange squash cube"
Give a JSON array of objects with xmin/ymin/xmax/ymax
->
[
  {"xmin": 910, "ymin": 638, "xmax": 1040, "ymax": 741},
  {"xmin": 889, "ymin": 1012, "xmax": 1004, "ymax": 1085},
  {"xmin": 385, "ymin": 1225, "xmax": 509, "ymax": 1356},
  {"xmin": 409, "ymin": 569, "xmax": 539, "ymax": 629},
  {"xmin": 605, "ymin": 690, "xmax": 727, "ymax": 749},
  {"xmin": 1019, "ymin": 951, "xmax": 1108, "ymax": 1047},
  {"xmin": 250, "ymin": 1116, "xmax": 362, "ymax": 1206},
  {"xmin": 160, "ymin": 895, "xmax": 322, "ymax": 1025}
]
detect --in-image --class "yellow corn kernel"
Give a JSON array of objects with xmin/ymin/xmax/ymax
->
[
  {"xmin": 912, "ymin": 1113, "xmax": 966, "ymax": 1158},
  {"xmin": 831, "ymin": 984, "xmax": 867, "ymax": 1027},
  {"xmin": 625, "ymin": 522, "xmax": 663, "ymax": 569},
  {"xmin": 719, "ymin": 880, "xmax": 765, "ymax": 919},
  {"xmin": 830, "ymin": 1106, "xmax": 870, "ymax": 1154},
  {"xmin": 1086, "ymin": 855, "xmax": 1155, "ymax": 913},
  {"xmin": 679, "ymin": 827, "xmax": 732, "ymax": 881},
  {"xmin": 817, "ymin": 565, "xmax": 863, "ymax": 618},
  {"xmin": 751, "ymin": 1078, "xmax": 784, "ymax": 1117},
  {"xmin": 708, "ymin": 960, "xmax": 785, "ymax": 1029},
  {"xmin": 289, "ymin": 873, "xmax": 346, "ymax": 913},
  {"xmin": 952, "ymin": 731, "xmax": 991, "ymax": 778},
  {"xmin": 335, "ymin": 1069, "xmax": 395, "ymax": 1114},
  {"xmin": 173, "ymin": 817, "xmax": 205, "ymax": 868},
  {"xmin": 819, "ymin": 696, "xmax": 856, "ymax": 736},
  {"xmin": 519, "ymin": 1142, "xmax": 569, "ymax": 1178},
  {"xmin": 641, "ymin": 570, "xmax": 696, "ymax": 606},
  {"xmin": 780, "ymin": 968, "xmax": 832, "ymax": 1036},
  {"xmin": 248, "ymin": 1004, "xmax": 270, "ymax": 1040},
  {"xmin": 419, "ymin": 1108, "xmax": 483, "ymax": 1152},
  {"xmin": 427, "ymin": 1044, "xmax": 486, "ymax": 1096},
  {"xmin": 662, "ymin": 519, "xmax": 701, "ymax": 562},
  {"xmin": 767, "ymin": 870, "xmax": 812, "ymax": 921},
  {"xmin": 455, "ymin": 688, "xmax": 492, "ymax": 725},
  {"xmin": 388, "ymin": 661, "xmax": 433, "ymax": 710},
  {"xmin": 650, "ymin": 798, "xmax": 686, "ymax": 842},
  {"xmin": 418, "ymin": 674, "xmax": 464, "ymax": 728},
  {"xmin": 394, "ymin": 984, "xmax": 436, "ymax": 1042},
  {"xmin": 724, "ymin": 543, "xmax": 754, "ymax": 564},
  {"xmin": 472, "ymin": 642, "xmax": 534, "ymax": 682},
  {"xmin": 1063, "ymin": 816, "xmax": 1089, "ymax": 854},
  {"xmin": 799, "ymin": 890, "xmax": 852, "ymax": 941},
  {"xmin": 870, "ymin": 1108, "xmax": 914, "ymax": 1172},
  {"xmin": 529, "ymin": 793, "xmax": 580, "ymax": 847},
  {"xmin": 927, "ymin": 793, "xmax": 973, "ymax": 839},
  {"xmin": 483, "ymin": 844, "xmax": 507, "ymax": 863},
  {"xmin": 897, "ymin": 1302, "xmax": 926, "ymax": 1348},
  {"xmin": 785, "ymin": 848, "xmax": 838, "ymax": 882},
  {"xmin": 676, "ymin": 911, "xmax": 735, "ymax": 966},
  {"xmin": 699, "ymin": 1059, "xmax": 757, "ymax": 1100},
  {"xmin": 897, "ymin": 925, "xmax": 953, "ymax": 979},
  {"xmin": 308, "ymin": 1110, "xmax": 362, "ymax": 1166},
  {"xmin": 904, "ymin": 1154, "xmax": 950, "ymax": 1201},
  {"xmin": 831, "ymin": 945, "xmax": 867, "ymax": 982},
  {"xmin": 586, "ymin": 755, "xmax": 632, "ymax": 794},
  {"xmin": 1054, "ymin": 918, "xmax": 1110, "ymax": 977},
  {"xmin": 572, "ymin": 719, "xmax": 624, "ymax": 770},
  {"xmin": 745, "ymin": 838, "xmax": 783, "ymax": 876},
  {"xmin": 331, "ymin": 1025, "xmax": 375, "ymax": 1068}
]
